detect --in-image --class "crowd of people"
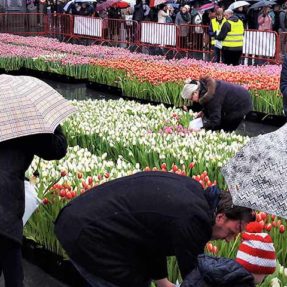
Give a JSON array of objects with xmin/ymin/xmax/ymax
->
[
  {"xmin": 0, "ymin": 55, "xmax": 286, "ymax": 287},
  {"xmin": 33, "ymin": 0, "xmax": 287, "ymax": 65}
]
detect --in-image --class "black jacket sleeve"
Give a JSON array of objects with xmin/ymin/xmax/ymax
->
[
  {"xmin": 216, "ymin": 21, "xmax": 231, "ymax": 41},
  {"xmin": 280, "ymin": 56, "xmax": 287, "ymax": 115},
  {"xmin": 202, "ymin": 99, "xmax": 222, "ymax": 130},
  {"xmin": 280, "ymin": 56, "xmax": 287, "ymax": 95},
  {"xmin": 172, "ymin": 216, "xmax": 210, "ymax": 279},
  {"xmin": 30, "ymin": 125, "xmax": 68, "ymax": 160},
  {"xmin": 149, "ymin": 255, "xmax": 168, "ymax": 280}
]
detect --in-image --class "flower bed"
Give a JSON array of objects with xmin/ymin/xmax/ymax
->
[
  {"xmin": 20, "ymin": 98, "xmax": 287, "ymax": 286},
  {"xmin": 0, "ymin": 34, "xmax": 283, "ymax": 114},
  {"xmin": 1, "ymin": 33, "xmax": 285, "ymax": 286}
]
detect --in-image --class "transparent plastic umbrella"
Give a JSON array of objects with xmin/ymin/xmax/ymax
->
[
  {"xmin": 228, "ymin": 1, "xmax": 250, "ymax": 10},
  {"xmin": 249, "ymin": 0, "xmax": 276, "ymax": 9}
]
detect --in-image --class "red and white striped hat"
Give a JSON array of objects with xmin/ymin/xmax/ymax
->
[{"xmin": 236, "ymin": 221, "xmax": 276, "ymax": 275}]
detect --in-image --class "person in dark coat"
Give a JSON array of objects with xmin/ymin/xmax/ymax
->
[
  {"xmin": 132, "ymin": 0, "xmax": 144, "ymax": 22},
  {"xmin": 180, "ymin": 255, "xmax": 256, "ymax": 287},
  {"xmin": 280, "ymin": 55, "xmax": 287, "ymax": 116},
  {"xmin": 181, "ymin": 76, "xmax": 253, "ymax": 131},
  {"xmin": 0, "ymin": 125, "xmax": 67, "ymax": 287},
  {"xmin": 181, "ymin": 221, "xmax": 276, "ymax": 287},
  {"xmin": 55, "ymin": 171, "xmax": 254, "ymax": 287}
]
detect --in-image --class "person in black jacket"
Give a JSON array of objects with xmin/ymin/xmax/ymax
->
[
  {"xmin": 132, "ymin": 0, "xmax": 144, "ymax": 22},
  {"xmin": 55, "ymin": 172, "xmax": 254, "ymax": 287},
  {"xmin": 0, "ymin": 126, "xmax": 67, "ymax": 287},
  {"xmin": 280, "ymin": 55, "xmax": 287, "ymax": 116},
  {"xmin": 181, "ymin": 76, "xmax": 253, "ymax": 131}
]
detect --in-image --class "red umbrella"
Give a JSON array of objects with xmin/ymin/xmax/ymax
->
[{"xmin": 112, "ymin": 1, "xmax": 130, "ymax": 8}]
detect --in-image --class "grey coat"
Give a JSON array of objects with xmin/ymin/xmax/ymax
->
[{"xmin": 0, "ymin": 126, "xmax": 67, "ymax": 244}]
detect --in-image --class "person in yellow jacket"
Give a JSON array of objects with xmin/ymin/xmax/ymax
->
[
  {"xmin": 208, "ymin": 8, "xmax": 226, "ymax": 63},
  {"xmin": 216, "ymin": 9, "xmax": 244, "ymax": 66}
]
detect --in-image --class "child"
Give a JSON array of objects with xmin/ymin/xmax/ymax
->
[{"xmin": 181, "ymin": 221, "xmax": 276, "ymax": 287}]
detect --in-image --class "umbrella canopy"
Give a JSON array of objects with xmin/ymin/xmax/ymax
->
[
  {"xmin": 112, "ymin": 1, "xmax": 130, "ymax": 8},
  {"xmin": 0, "ymin": 74, "xmax": 77, "ymax": 143},
  {"xmin": 221, "ymin": 124, "xmax": 287, "ymax": 218},
  {"xmin": 249, "ymin": 0, "xmax": 276, "ymax": 9},
  {"xmin": 150, "ymin": 0, "xmax": 168, "ymax": 8},
  {"xmin": 198, "ymin": 2, "xmax": 215, "ymax": 12},
  {"xmin": 75, "ymin": 0, "xmax": 97, "ymax": 2},
  {"xmin": 97, "ymin": 0, "xmax": 119, "ymax": 11},
  {"xmin": 228, "ymin": 1, "xmax": 250, "ymax": 10}
]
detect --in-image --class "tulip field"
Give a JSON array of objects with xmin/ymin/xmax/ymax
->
[
  {"xmin": 1, "ymin": 32, "xmax": 285, "ymax": 286},
  {"xmin": 21, "ymin": 99, "xmax": 287, "ymax": 287}
]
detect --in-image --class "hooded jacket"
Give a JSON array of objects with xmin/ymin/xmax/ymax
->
[
  {"xmin": 198, "ymin": 77, "xmax": 252, "ymax": 130},
  {"xmin": 55, "ymin": 171, "xmax": 220, "ymax": 287},
  {"xmin": 181, "ymin": 254, "xmax": 255, "ymax": 287}
]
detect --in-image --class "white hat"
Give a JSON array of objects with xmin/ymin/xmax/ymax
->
[
  {"xmin": 225, "ymin": 9, "xmax": 233, "ymax": 14},
  {"xmin": 181, "ymin": 80, "xmax": 199, "ymax": 100}
]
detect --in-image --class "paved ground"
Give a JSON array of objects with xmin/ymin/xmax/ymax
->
[{"xmin": 0, "ymin": 259, "xmax": 69, "ymax": 287}]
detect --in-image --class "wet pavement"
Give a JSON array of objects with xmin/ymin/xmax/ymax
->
[
  {"xmin": 42, "ymin": 78, "xmax": 120, "ymax": 101},
  {"xmin": 0, "ymin": 259, "xmax": 69, "ymax": 287}
]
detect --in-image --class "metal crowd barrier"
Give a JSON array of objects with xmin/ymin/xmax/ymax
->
[
  {"xmin": 243, "ymin": 29, "xmax": 279, "ymax": 64},
  {"xmin": 0, "ymin": 13, "xmax": 47, "ymax": 35},
  {"xmin": 0, "ymin": 13, "xmax": 283, "ymax": 64},
  {"xmin": 101, "ymin": 18, "xmax": 139, "ymax": 48}
]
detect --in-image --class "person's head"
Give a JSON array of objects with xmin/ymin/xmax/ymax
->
[
  {"xmin": 184, "ymin": 4, "xmax": 190, "ymax": 12},
  {"xmin": 236, "ymin": 221, "xmax": 276, "ymax": 284},
  {"xmin": 181, "ymin": 6, "xmax": 188, "ymax": 14},
  {"xmin": 181, "ymin": 79, "xmax": 200, "ymax": 102},
  {"xmin": 274, "ymin": 4, "xmax": 280, "ymax": 11},
  {"xmin": 224, "ymin": 9, "xmax": 233, "ymax": 19},
  {"xmin": 262, "ymin": 6, "xmax": 270, "ymax": 15},
  {"xmin": 211, "ymin": 190, "xmax": 255, "ymax": 242},
  {"xmin": 162, "ymin": 4, "xmax": 168, "ymax": 11},
  {"xmin": 215, "ymin": 7, "xmax": 223, "ymax": 20}
]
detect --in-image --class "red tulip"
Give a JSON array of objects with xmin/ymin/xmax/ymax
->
[
  {"xmin": 60, "ymin": 170, "xmax": 67, "ymax": 177},
  {"xmin": 264, "ymin": 223, "xmax": 272, "ymax": 231},
  {"xmin": 42, "ymin": 198, "xmax": 49, "ymax": 205}
]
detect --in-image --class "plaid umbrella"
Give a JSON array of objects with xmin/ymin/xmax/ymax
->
[
  {"xmin": 221, "ymin": 124, "xmax": 287, "ymax": 218},
  {"xmin": 0, "ymin": 74, "xmax": 77, "ymax": 143}
]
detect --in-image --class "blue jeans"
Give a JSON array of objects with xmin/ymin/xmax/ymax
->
[{"xmin": 71, "ymin": 260, "xmax": 119, "ymax": 287}]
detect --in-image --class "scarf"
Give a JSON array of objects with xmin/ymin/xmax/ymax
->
[{"xmin": 180, "ymin": 11, "xmax": 190, "ymax": 22}]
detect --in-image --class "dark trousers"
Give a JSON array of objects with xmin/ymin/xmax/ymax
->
[
  {"xmin": 222, "ymin": 49, "xmax": 242, "ymax": 66},
  {"xmin": 221, "ymin": 117, "xmax": 244, "ymax": 132},
  {"xmin": 213, "ymin": 46, "xmax": 221, "ymax": 63},
  {"xmin": 0, "ymin": 236, "xmax": 23, "ymax": 287}
]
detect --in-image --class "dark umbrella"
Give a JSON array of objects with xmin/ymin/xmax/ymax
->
[{"xmin": 249, "ymin": 0, "xmax": 277, "ymax": 9}]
